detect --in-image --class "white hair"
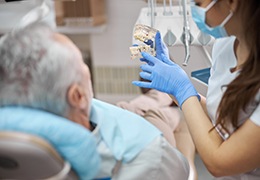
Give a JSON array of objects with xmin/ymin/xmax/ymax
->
[{"xmin": 0, "ymin": 22, "xmax": 85, "ymax": 116}]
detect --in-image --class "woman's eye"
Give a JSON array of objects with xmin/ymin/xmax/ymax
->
[
  {"xmin": 191, "ymin": 0, "xmax": 201, "ymax": 6},
  {"xmin": 194, "ymin": 1, "xmax": 201, "ymax": 6}
]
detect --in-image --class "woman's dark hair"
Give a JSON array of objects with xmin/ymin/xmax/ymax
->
[{"xmin": 215, "ymin": 0, "xmax": 260, "ymax": 133}]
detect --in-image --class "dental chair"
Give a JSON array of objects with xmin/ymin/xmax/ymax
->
[
  {"xmin": 0, "ymin": 131, "xmax": 77, "ymax": 180},
  {"xmin": 0, "ymin": 106, "xmax": 101, "ymax": 180}
]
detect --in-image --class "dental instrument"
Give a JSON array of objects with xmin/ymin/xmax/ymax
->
[
  {"xmin": 181, "ymin": 0, "xmax": 193, "ymax": 66},
  {"xmin": 162, "ymin": 0, "xmax": 176, "ymax": 46}
]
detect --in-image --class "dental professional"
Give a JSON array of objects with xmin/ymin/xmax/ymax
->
[{"xmin": 133, "ymin": 0, "xmax": 260, "ymax": 179}]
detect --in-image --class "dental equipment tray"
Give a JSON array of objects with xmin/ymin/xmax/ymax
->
[{"xmin": 191, "ymin": 68, "xmax": 210, "ymax": 85}]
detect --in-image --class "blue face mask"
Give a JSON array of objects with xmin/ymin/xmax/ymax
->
[{"xmin": 190, "ymin": 0, "xmax": 233, "ymax": 38}]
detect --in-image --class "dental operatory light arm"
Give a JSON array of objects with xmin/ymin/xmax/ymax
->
[
  {"xmin": 17, "ymin": 0, "xmax": 51, "ymax": 29},
  {"xmin": 0, "ymin": 0, "xmax": 52, "ymax": 28},
  {"xmin": 0, "ymin": 0, "xmax": 75, "ymax": 3},
  {"xmin": 0, "ymin": 0, "xmax": 23, "ymax": 3}
]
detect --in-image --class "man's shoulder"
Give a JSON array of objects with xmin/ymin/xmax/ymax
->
[{"xmin": 90, "ymin": 98, "xmax": 162, "ymax": 163}]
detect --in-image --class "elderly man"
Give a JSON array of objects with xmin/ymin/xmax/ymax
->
[{"xmin": 0, "ymin": 23, "xmax": 189, "ymax": 180}]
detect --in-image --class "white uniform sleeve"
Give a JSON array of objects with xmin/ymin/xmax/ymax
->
[
  {"xmin": 250, "ymin": 104, "xmax": 260, "ymax": 126},
  {"xmin": 112, "ymin": 136, "xmax": 190, "ymax": 180},
  {"xmin": 250, "ymin": 90, "xmax": 260, "ymax": 126}
]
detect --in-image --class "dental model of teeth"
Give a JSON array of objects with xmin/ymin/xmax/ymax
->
[
  {"xmin": 129, "ymin": 45, "xmax": 156, "ymax": 60},
  {"xmin": 130, "ymin": 24, "xmax": 158, "ymax": 60}
]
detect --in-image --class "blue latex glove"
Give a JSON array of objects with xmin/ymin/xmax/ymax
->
[
  {"xmin": 154, "ymin": 31, "xmax": 169, "ymax": 60},
  {"xmin": 132, "ymin": 52, "xmax": 200, "ymax": 107}
]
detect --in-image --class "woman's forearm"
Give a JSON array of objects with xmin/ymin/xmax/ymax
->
[
  {"xmin": 182, "ymin": 96, "xmax": 260, "ymax": 177},
  {"xmin": 181, "ymin": 97, "xmax": 224, "ymax": 175},
  {"xmin": 199, "ymin": 94, "xmax": 208, "ymax": 115}
]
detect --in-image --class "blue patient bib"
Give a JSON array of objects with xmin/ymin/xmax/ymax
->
[
  {"xmin": 0, "ymin": 106, "xmax": 101, "ymax": 180},
  {"xmin": 90, "ymin": 99, "xmax": 162, "ymax": 163}
]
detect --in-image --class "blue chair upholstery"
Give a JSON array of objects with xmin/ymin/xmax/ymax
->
[{"xmin": 0, "ymin": 106, "xmax": 101, "ymax": 180}]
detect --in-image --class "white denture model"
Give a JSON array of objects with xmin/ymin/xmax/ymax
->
[
  {"xmin": 129, "ymin": 45, "xmax": 156, "ymax": 60},
  {"xmin": 129, "ymin": 24, "xmax": 158, "ymax": 60}
]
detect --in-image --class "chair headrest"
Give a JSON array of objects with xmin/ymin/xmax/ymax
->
[
  {"xmin": 0, "ymin": 131, "xmax": 78, "ymax": 179},
  {"xmin": 0, "ymin": 106, "xmax": 101, "ymax": 180}
]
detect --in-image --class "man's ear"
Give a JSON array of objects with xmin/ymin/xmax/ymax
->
[{"xmin": 67, "ymin": 84, "xmax": 87, "ymax": 109}]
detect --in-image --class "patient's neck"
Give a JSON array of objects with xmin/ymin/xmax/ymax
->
[{"xmin": 67, "ymin": 109, "xmax": 92, "ymax": 130}]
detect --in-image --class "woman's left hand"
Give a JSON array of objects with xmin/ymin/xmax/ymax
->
[{"xmin": 132, "ymin": 52, "xmax": 200, "ymax": 108}]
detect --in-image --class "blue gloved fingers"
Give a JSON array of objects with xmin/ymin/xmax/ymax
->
[
  {"xmin": 140, "ymin": 57, "xmax": 154, "ymax": 66},
  {"xmin": 132, "ymin": 80, "xmax": 152, "ymax": 89},
  {"xmin": 155, "ymin": 32, "xmax": 163, "ymax": 53},
  {"xmin": 141, "ymin": 52, "xmax": 159, "ymax": 65},
  {"xmin": 139, "ymin": 71, "xmax": 152, "ymax": 81},
  {"xmin": 140, "ymin": 64, "xmax": 153, "ymax": 74},
  {"xmin": 161, "ymin": 54, "xmax": 175, "ymax": 65},
  {"xmin": 155, "ymin": 32, "xmax": 169, "ymax": 60},
  {"xmin": 132, "ymin": 44, "xmax": 139, "ymax": 47}
]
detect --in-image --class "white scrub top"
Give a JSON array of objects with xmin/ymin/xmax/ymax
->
[
  {"xmin": 207, "ymin": 36, "xmax": 260, "ymax": 135},
  {"xmin": 206, "ymin": 36, "xmax": 260, "ymax": 179}
]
